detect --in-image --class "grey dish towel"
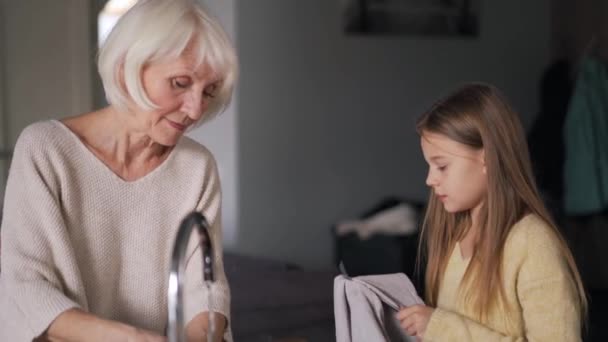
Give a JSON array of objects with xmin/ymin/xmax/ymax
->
[{"xmin": 334, "ymin": 273, "xmax": 424, "ymax": 342}]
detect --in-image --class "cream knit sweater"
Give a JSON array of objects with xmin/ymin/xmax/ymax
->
[
  {"xmin": 0, "ymin": 120, "xmax": 231, "ymax": 341},
  {"xmin": 424, "ymin": 215, "xmax": 582, "ymax": 341}
]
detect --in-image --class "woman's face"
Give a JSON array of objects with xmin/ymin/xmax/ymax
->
[
  {"xmin": 421, "ymin": 132, "xmax": 488, "ymax": 215},
  {"xmin": 132, "ymin": 49, "xmax": 220, "ymax": 146}
]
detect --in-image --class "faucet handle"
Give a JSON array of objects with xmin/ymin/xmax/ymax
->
[
  {"xmin": 202, "ymin": 247, "xmax": 214, "ymax": 283},
  {"xmin": 194, "ymin": 214, "xmax": 214, "ymax": 283}
]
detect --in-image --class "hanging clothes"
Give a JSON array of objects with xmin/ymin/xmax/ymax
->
[{"xmin": 564, "ymin": 57, "xmax": 608, "ymax": 215}]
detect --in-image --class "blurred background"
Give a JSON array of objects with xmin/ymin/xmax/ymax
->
[{"xmin": 1, "ymin": 0, "xmax": 606, "ymax": 340}]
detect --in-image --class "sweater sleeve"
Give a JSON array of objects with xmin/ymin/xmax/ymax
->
[
  {"xmin": 424, "ymin": 223, "xmax": 582, "ymax": 342},
  {"xmin": 0, "ymin": 126, "xmax": 82, "ymax": 340},
  {"xmin": 183, "ymin": 154, "xmax": 231, "ymax": 333},
  {"xmin": 425, "ymin": 308, "xmax": 524, "ymax": 342},
  {"xmin": 516, "ymin": 224, "xmax": 581, "ymax": 342}
]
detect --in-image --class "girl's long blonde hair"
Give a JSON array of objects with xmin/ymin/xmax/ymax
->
[{"xmin": 416, "ymin": 83, "xmax": 587, "ymax": 323}]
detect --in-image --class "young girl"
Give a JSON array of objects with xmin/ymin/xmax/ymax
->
[{"xmin": 397, "ymin": 83, "xmax": 587, "ymax": 341}]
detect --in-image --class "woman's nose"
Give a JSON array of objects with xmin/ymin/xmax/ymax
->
[{"xmin": 181, "ymin": 90, "xmax": 205, "ymax": 121}]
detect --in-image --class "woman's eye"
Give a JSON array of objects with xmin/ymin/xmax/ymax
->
[
  {"xmin": 172, "ymin": 78, "xmax": 191, "ymax": 89},
  {"xmin": 438, "ymin": 165, "xmax": 447, "ymax": 171},
  {"xmin": 203, "ymin": 83, "xmax": 218, "ymax": 99}
]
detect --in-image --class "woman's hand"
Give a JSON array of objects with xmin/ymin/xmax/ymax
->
[
  {"xmin": 44, "ymin": 308, "xmax": 166, "ymax": 342},
  {"xmin": 127, "ymin": 327, "xmax": 167, "ymax": 342},
  {"xmin": 396, "ymin": 304, "xmax": 435, "ymax": 339},
  {"xmin": 186, "ymin": 312, "xmax": 226, "ymax": 342}
]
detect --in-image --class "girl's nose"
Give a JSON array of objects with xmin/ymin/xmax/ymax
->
[{"xmin": 426, "ymin": 170, "xmax": 437, "ymax": 187}]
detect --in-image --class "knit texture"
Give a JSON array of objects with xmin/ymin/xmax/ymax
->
[
  {"xmin": 424, "ymin": 215, "xmax": 581, "ymax": 341},
  {"xmin": 0, "ymin": 120, "xmax": 231, "ymax": 341}
]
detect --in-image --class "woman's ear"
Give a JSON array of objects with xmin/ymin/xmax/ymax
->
[
  {"xmin": 481, "ymin": 150, "xmax": 487, "ymax": 174},
  {"xmin": 118, "ymin": 62, "xmax": 127, "ymax": 93}
]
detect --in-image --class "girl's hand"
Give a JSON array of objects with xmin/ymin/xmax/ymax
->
[{"xmin": 396, "ymin": 304, "xmax": 435, "ymax": 339}]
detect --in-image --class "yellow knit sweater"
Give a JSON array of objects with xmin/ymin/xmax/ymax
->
[{"xmin": 424, "ymin": 215, "xmax": 582, "ymax": 341}]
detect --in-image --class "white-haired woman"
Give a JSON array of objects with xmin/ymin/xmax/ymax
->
[{"xmin": 0, "ymin": 0, "xmax": 237, "ymax": 341}]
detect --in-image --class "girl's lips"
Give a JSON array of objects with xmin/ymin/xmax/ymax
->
[{"xmin": 437, "ymin": 195, "xmax": 447, "ymax": 202}]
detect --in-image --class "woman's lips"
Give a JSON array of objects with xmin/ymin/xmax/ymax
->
[{"xmin": 167, "ymin": 120, "xmax": 187, "ymax": 131}]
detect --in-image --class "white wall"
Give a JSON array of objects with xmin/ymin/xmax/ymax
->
[
  {"xmin": 236, "ymin": 0, "xmax": 551, "ymax": 269},
  {"xmin": 187, "ymin": 0, "xmax": 239, "ymax": 250},
  {"xmin": 0, "ymin": 0, "xmax": 92, "ymax": 199},
  {"xmin": 2, "ymin": 1, "xmax": 92, "ymax": 144},
  {"xmin": 0, "ymin": 2, "xmax": 7, "ymax": 190}
]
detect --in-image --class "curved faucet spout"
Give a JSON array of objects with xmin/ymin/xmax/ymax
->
[{"xmin": 167, "ymin": 211, "xmax": 215, "ymax": 342}]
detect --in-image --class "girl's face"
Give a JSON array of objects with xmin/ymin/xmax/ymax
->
[{"xmin": 421, "ymin": 132, "xmax": 488, "ymax": 215}]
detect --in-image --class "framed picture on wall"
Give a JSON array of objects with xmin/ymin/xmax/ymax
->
[{"xmin": 343, "ymin": 0, "xmax": 480, "ymax": 37}]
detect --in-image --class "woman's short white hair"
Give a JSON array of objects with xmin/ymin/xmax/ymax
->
[{"xmin": 98, "ymin": 0, "xmax": 238, "ymax": 124}]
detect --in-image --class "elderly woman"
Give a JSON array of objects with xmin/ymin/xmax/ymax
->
[{"xmin": 0, "ymin": 0, "xmax": 237, "ymax": 341}]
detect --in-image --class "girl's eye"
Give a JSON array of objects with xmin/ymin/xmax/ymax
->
[
  {"xmin": 438, "ymin": 165, "xmax": 447, "ymax": 171},
  {"xmin": 171, "ymin": 77, "xmax": 191, "ymax": 89}
]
